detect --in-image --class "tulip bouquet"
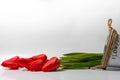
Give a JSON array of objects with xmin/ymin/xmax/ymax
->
[{"xmin": 1, "ymin": 52, "xmax": 103, "ymax": 72}]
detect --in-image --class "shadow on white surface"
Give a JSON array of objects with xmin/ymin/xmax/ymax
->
[{"xmin": 106, "ymin": 67, "xmax": 120, "ymax": 71}]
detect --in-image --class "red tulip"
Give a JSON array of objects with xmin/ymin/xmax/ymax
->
[
  {"xmin": 29, "ymin": 59, "xmax": 44, "ymax": 71},
  {"xmin": 1, "ymin": 56, "xmax": 20, "ymax": 69},
  {"xmin": 42, "ymin": 57, "xmax": 60, "ymax": 72},
  {"xmin": 30, "ymin": 54, "xmax": 47, "ymax": 61},
  {"xmin": 17, "ymin": 58, "xmax": 33, "ymax": 69}
]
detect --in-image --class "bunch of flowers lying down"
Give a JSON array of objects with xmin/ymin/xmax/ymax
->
[{"xmin": 1, "ymin": 52, "xmax": 103, "ymax": 72}]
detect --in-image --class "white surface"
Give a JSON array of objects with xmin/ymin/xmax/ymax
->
[
  {"xmin": 0, "ymin": 0, "xmax": 120, "ymax": 56},
  {"xmin": 1, "ymin": 55, "xmax": 120, "ymax": 80},
  {"xmin": 1, "ymin": 67, "xmax": 120, "ymax": 80}
]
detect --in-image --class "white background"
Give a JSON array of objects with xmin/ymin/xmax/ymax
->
[
  {"xmin": 0, "ymin": 0, "xmax": 120, "ymax": 57},
  {"xmin": 0, "ymin": 1, "xmax": 120, "ymax": 80}
]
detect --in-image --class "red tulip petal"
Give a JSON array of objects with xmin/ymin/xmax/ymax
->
[
  {"xmin": 17, "ymin": 58, "xmax": 33, "ymax": 69},
  {"xmin": 1, "ymin": 56, "xmax": 20, "ymax": 69},
  {"xmin": 29, "ymin": 59, "xmax": 44, "ymax": 71},
  {"xmin": 30, "ymin": 54, "xmax": 47, "ymax": 61},
  {"xmin": 42, "ymin": 57, "xmax": 60, "ymax": 72}
]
